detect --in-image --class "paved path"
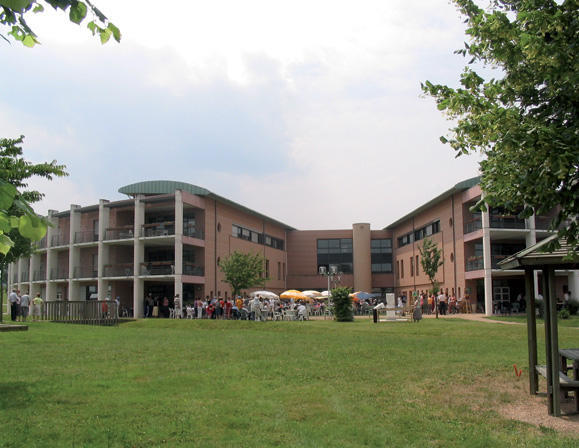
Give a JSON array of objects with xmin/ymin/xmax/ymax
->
[{"xmin": 422, "ymin": 313, "xmax": 523, "ymax": 325}]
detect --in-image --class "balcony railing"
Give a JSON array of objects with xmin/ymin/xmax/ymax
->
[
  {"xmin": 50, "ymin": 268, "xmax": 68, "ymax": 280},
  {"xmin": 74, "ymin": 230, "xmax": 99, "ymax": 244},
  {"xmin": 140, "ymin": 261, "xmax": 175, "ymax": 276},
  {"xmin": 183, "ymin": 263, "xmax": 204, "ymax": 276},
  {"xmin": 464, "ymin": 219, "xmax": 482, "ymax": 234},
  {"xmin": 489, "ymin": 214, "xmax": 526, "ymax": 229},
  {"xmin": 20, "ymin": 271, "xmax": 29, "ymax": 282},
  {"xmin": 142, "ymin": 222, "xmax": 175, "ymax": 237},
  {"xmin": 44, "ymin": 300, "xmax": 118, "ymax": 326},
  {"xmin": 12, "ymin": 273, "xmax": 18, "ymax": 283},
  {"xmin": 104, "ymin": 263, "xmax": 134, "ymax": 277},
  {"xmin": 51, "ymin": 234, "xmax": 70, "ymax": 247},
  {"xmin": 73, "ymin": 266, "xmax": 98, "ymax": 278},
  {"xmin": 33, "ymin": 270, "xmax": 46, "ymax": 281},
  {"xmin": 183, "ymin": 226, "xmax": 204, "ymax": 239},
  {"xmin": 36, "ymin": 237, "xmax": 47, "ymax": 249},
  {"xmin": 466, "ymin": 256, "xmax": 484, "ymax": 271},
  {"xmin": 104, "ymin": 226, "xmax": 134, "ymax": 241},
  {"xmin": 535, "ymin": 216, "xmax": 555, "ymax": 231}
]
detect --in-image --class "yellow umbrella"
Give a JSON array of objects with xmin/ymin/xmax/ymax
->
[{"xmin": 280, "ymin": 290, "xmax": 309, "ymax": 301}]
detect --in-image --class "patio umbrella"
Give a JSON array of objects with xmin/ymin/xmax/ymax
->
[
  {"xmin": 351, "ymin": 291, "xmax": 373, "ymax": 301},
  {"xmin": 302, "ymin": 290, "xmax": 322, "ymax": 298},
  {"xmin": 280, "ymin": 290, "xmax": 309, "ymax": 301},
  {"xmin": 249, "ymin": 290, "xmax": 279, "ymax": 299}
]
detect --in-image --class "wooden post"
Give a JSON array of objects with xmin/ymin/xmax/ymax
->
[
  {"xmin": 542, "ymin": 268, "xmax": 553, "ymax": 415},
  {"xmin": 548, "ymin": 267, "xmax": 561, "ymax": 417},
  {"xmin": 525, "ymin": 268, "xmax": 538, "ymax": 394}
]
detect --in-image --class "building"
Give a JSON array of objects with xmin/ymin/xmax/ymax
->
[{"xmin": 7, "ymin": 178, "xmax": 578, "ymax": 316}]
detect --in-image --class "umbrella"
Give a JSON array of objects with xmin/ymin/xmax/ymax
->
[
  {"xmin": 280, "ymin": 290, "xmax": 309, "ymax": 301},
  {"xmin": 302, "ymin": 290, "xmax": 322, "ymax": 298},
  {"xmin": 350, "ymin": 291, "xmax": 373, "ymax": 301},
  {"xmin": 249, "ymin": 290, "xmax": 279, "ymax": 299}
]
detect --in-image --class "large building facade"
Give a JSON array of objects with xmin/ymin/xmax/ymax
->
[{"xmin": 7, "ymin": 178, "xmax": 578, "ymax": 316}]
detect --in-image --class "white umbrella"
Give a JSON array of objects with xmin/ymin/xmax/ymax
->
[
  {"xmin": 302, "ymin": 290, "xmax": 322, "ymax": 298},
  {"xmin": 249, "ymin": 290, "xmax": 279, "ymax": 299},
  {"xmin": 320, "ymin": 291, "xmax": 331, "ymax": 297}
]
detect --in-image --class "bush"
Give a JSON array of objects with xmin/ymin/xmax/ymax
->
[
  {"xmin": 567, "ymin": 299, "xmax": 579, "ymax": 316},
  {"xmin": 559, "ymin": 308, "xmax": 570, "ymax": 320},
  {"xmin": 332, "ymin": 287, "xmax": 353, "ymax": 322}
]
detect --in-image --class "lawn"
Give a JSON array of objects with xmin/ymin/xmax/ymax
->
[
  {"xmin": 1, "ymin": 317, "xmax": 578, "ymax": 447},
  {"xmin": 488, "ymin": 315, "xmax": 579, "ymax": 328}
]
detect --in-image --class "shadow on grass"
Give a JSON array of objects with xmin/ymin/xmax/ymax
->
[{"xmin": 0, "ymin": 381, "xmax": 33, "ymax": 409}]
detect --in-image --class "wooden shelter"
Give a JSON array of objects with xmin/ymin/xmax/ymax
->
[{"xmin": 499, "ymin": 234, "xmax": 579, "ymax": 416}]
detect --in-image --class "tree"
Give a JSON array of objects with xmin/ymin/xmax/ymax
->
[
  {"xmin": 332, "ymin": 286, "xmax": 353, "ymax": 322},
  {"xmin": 218, "ymin": 251, "xmax": 267, "ymax": 298},
  {"xmin": 0, "ymin": 0, "xmax": 120, "ymax": 47},
  {"xmin": 422, "ymin": 0, "xmax": 578, "ymax": 255},
  {"xmin": 0, "ymin": 136, "xmax": 67, "ymax": 322},
  {"xmin": 419, "ymin": 238, "xmax": 443, "ymax": 318}
]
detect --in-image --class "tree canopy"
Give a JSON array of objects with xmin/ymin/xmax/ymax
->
[
  {"xmin": 0, "ymin": 0, "xmax": 120, "ymax": 46},
  {"xmin": 218, "ymin": 251, "xmax": 267, "ymax": 298},
  {"xmin": 422, "ymin": 0, "xmax": 578, "ymax": 254}
]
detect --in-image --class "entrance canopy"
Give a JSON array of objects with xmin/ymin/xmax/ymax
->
[{"xmin": 499, "ymin": 234, "xmax": 578, "ymax": 416}]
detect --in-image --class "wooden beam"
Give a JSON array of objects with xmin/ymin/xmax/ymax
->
[
  {"xmin": 525, "ymin": 268, "xmax": 538, "ymax": 394},
  {"xmin": 542, "ymin": 268, "xmax": 554, "ymax": 415},
  {"xmin": 548, "ymin": 267, "xmax": 561, "ymax": 417}
]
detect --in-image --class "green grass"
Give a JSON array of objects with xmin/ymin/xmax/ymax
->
[
  {"xmin": 1, "ymin": 317, "xmax": 578, "ymax": 447},
  {"xmin": 488, "ymin": 315, "xmax": 579, "ymax": 327}
]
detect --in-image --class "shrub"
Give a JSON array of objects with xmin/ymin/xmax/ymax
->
[
  {"xmin": 567, "ymin": 299, "xmax": 579, "ymax": 316},
  {"xmin": 559, "ymin": 308, "xmax": 570, "ymax": 320},
  {"xmin": 332, "ymin": 287, "xmax": 353, "ymax": 322}
]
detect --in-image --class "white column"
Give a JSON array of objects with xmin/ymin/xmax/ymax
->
[
  {"xmin": 97, "ymin": 200, "xmax": 110, "ymax": 301},
  {"xmin": 569, "ymin": 271, "xmax": 579, "ymax": 302},
  {"xmin": 45, "ymin": 210, "xmax": 58, "ymax": 300},
  {"xmin": 133, "ymin": 195, "xmax": 145, "ymax": 317},
  {"xmin": 174, "ymin": 191, "xmax": 184, "ymax": 308},
  {"xmin": 482, "ymin": 207, "xmax": 493, "ymax": 315},
  {"xmin": 29, "ymin": 253, "xmax": 41, "ymax": 296},
  {"xmin": 68, "ymin": 204, "xmax": 81, "ymax": 301},
  {"xmin": 526, "ymin": 214, "xmax": 540, "ymax": 298}
]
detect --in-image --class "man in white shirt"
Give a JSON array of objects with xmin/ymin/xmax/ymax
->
[
  {"xmin": 9, "ymin": 289, "xmax": 20, "ymax": 322},
  {"xmin": 19, "ymin": 291, "xmax": 30, "ymax": 322},
  {"xmin": 297, "ymin": 303, "xmax": 308, "ymax": 320}
]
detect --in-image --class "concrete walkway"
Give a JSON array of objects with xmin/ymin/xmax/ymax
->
[{"xmin": 422, "ymin": 313, "xmax": 523, "ymax": 325}]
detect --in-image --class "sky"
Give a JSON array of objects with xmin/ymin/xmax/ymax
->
[{"xmin": 0, "ymin": 0, "xmax": 484, "ymax": 230}]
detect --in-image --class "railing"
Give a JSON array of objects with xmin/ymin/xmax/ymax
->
[
  {"xmin": 535, "ymin": 216, "xmax": 554, "ymax": 230},
  {"xmin": 73, "ymin": 266, "xmax": 98, "ymax": 278},
  {"xmin": 44, "ymin": 300, "xmax": 118, "ymax": 326},
  {"xmin": 466, "ymin": 256, "xmax": 484, "ymax": 271},
  {"xmin": 489, "ymin": 214, "xmax": 526, "ymax": 229},
  {"xmin": 12, "ymin": 273, "xmax": 18, "ymax": 283},
  {"xmin": 183, "ymin": 263, "xmax": 204, "ymax": 276},
  {"xmin": 33, "ymin": 270, "xmax": 46, "ymax": 281},
  {"xmin": 140, "ymin": 261, "xmax": 174, "ymax": 276},
  {"xmin": 51, "ymin": 234, "xmax": 69, "ymax": 247},
  {"xmin": 183, "ymin": 226, "xmax": 204, "ymax": 239},
  {"xmin": 104, "ymin": 227, "xmax": 134, "ymax": 240},
  {"xmin": 464, "ymin": 219, "xmax": 482, "ymax": 234},
  {"xmin": 104, "ymin": 263, "xmax": 134, "ymax": 277},
  {"xmin": 74, "ymin": 230, "xmax": 99, "ymax": 243},
  {"xmin": 50, "ymin": 268, "xmax": 68, "ymax": 280},
  {"xmin": 142, "ymin": 222, "xmax": 175, "ymax": 237},
  {"xmin": 36, "ymin": 237, "xmax": 47, "ymax": 249},
  {"xmin": 20, "ymin": 271, "xmax": 29, "ymax": 282}
]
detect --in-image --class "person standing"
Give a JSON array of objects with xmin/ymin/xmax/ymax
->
[
  {"xmin": 145, "ymin": 294, "xmax": 154, "ymax": 318},
  {"xmin": 19, "ymin": 291, "xmax": 30, "ymax": 322},
  {"xmin": 174, "ymin": 294, "xmax": 182, "ymax": 318},
  {"xmin": 437, "ymin": 290, "xmax": 448, "ymax": 315},
  {"xmin": 32, "ymin": 293, "xmax": 43, "ymax": 321},
  {"xmin": 9, "ymin": 289, "xmax": 20, "ymax": 322}
]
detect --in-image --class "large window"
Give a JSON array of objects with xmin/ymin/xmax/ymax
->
[
  {"xmin": 398, "ymin": 220, "xmax": 440, "ymax": 247},
  {"xmin": 371, "ymin": 239, "xmax": 392, "ymax": 273},
  {"xmin": 317, "ymin": 239, "xmax": 353, "ymax": 273},
  {"xmin": 232, "ymin": 224, "xmax": 285, "ymax": 250}
]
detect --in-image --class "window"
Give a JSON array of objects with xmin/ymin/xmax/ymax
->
[
  {"xmin": 410, "ymin": 257, "xmax": 414, "ymax": 277},
  {"xmin": 371, "ymin": 239, "xmax": 392, "ymax": 272},
  {"xmin": 277, "ymin": 261, "xmax": 281, "ymax": 280},
  {"xmin": 231, "ymin": 224, "xmax": 284, "ymax": 250},
  {"xmin": 399, "ymin": 220, "xmax": 441, "ymax": 247},
  {"xmin": 317, "ymin": 239, "xmax": 353, "ymax": 273},
  {"xmin": 401, "ymin": 259, "xmax": 404, "ymax": 278},
  {"xmin": 415, "ymin": 255, "xmax": 419, "ymax": 275},
  {"xmin": 282, "ymin": 262, "xmax": 286, "ymax": 281},
  {"xmin": 396, "ymin": 260, "xmax": 400, "ymax": 279},
  {"xmin": 266, "ymin": 259, "xmax": 270, "ymax": 278}
]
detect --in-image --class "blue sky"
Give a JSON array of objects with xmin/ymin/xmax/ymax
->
[{"xmin": 0, "ymin": 0, "xmax": 483, "ymax": 229}]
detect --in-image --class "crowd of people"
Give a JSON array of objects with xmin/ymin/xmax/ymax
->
[
  {"xmin": 404, "ymin": 291, "xmax": 473, "ymax": 316},
  {"xmin": 143, "ymin": 294, "xmax": 326, "ymax": 320},
  {"xmin": 7, "ymin": 289, "xmax": 44, "ymax": 322}
]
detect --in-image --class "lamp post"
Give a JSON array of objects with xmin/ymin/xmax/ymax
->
[{"xmin": 319, "ymin": 264, "xmax": 342, "ymax": 300}]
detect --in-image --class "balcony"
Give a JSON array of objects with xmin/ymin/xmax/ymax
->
[
  {"xmin": 51, "ymin": 234, "xmax": 69, "ymax": 247},
  {"xmin": 140, "ymin": 261, "xmax": 174, "ymax": 276},
  {"xmin": 74, "ymin": 230, "xmax": 99, "ymax": 244},
  {"xmin": 73, "ymin": 266, "xmax": 98, "ymax": 278},
  {"xmin": 36, "ymin": 237, "xmax": 47, "ymax": 249},
  {"xmin": 105, "ymin": 226, "xmax": 134, "ymax": 241},
  {"xmin": 104, "ymin": 263, "xmax": 134, "ymax": 277},
  {"xmin": 464, "ymin": 219, "xmax": 482, "ymax": 234},
  {"xmin": 466, "ymin": 256, "xmax": 484, "ymax": 272},
  {"xmin": 489, "ymin": 214, "xmax": 526, "ymax": 229},
  {"xmin": 20, "ymin": 271, "xmax": 29, "ymax": 282},
  {"xmin": 183, "ymin": 226, "xmax": 204, "ymax": 239},
  {"xmin": 50, "ymin": 268, "xmax": 68, "ymax": 280},
  {"xmin": 142, "ymin": 222, "xmax": 175, "ymax": 238},
  {"xmin": 12, "ymin": 273, "xmax": 18, "ymax": 283},
  {"xmin": 33, "ymin": 270, "xmax": 46, "ymax": 281},
  {"xmin": 183, "ymin": 263, "xmax": 204, "ymax": 276}
]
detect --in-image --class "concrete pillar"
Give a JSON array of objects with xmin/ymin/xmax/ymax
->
[
  {"xmin": 46, "ymin": 210, "xmax": 58, "ymax": 301},
  {"xmin": 352, "ymin": 223, "xmax": 372, "ymax": 293},
  {"xmin": 133, "ymin": 195, "xmax": 145, "ymax": 318},
  {"xmin": 482, "ymin": 208, "xmax": 493, "ymax": 315},
  {"xmin": 525, "ymin": 214, "xmax": 540, "ymax": 298},
  {"xmin": 29, "ymin": 253, "xmax": 41, "ymax": 296},
  {"xmin": 97, "ymin": 200, "xmax": 110, "ymax": 301},
  {"xmin": 69, "ymin": 204, "xmax": 81, "ymax": 301},
  {"xmin": 175, "ymin": 190, "xmax": 183, "ymax": 276},
  {"xmin": 569, "ymin": 271, "xmax": 579, "ymax": 301}
]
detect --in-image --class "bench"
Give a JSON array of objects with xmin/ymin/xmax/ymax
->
[{"xmin": 535, "ymin": 365, "xmax": 579, "ymax": 412}]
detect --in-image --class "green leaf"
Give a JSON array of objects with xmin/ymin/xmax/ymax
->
[
  {"xmin": 107, "ymin": 22, "xmax": 121, "ymax": 42},
  {"xmin": 0, "ymin": 233, "xmax": 14, "ymax": 255},
  {"xmin": 32, "ymin": 3, "xmax": 43, "ymax": 13},
  {"xmin": 9, "ymin": 216, "xmax": 19, "ymax": 228},
  {"xmin": 69, "ymin": 1, "xmax": 88, "ymax": 25},
  {"xmin": 22, "ymin": 34, "xmax": 36, "ymax": 47},
  {"xmin": 18, "ymin": 214, "xmax": 47, "ymax": 241},
  {"xmin": 99, "ymin": 27, "xmax": 111, "ymax": 44},
  {"xmin": 0, "ymin": 181, "xmax": 17, "ymax": 210},
  {"xmin": 0, "ymin": 213, "xmax": 11, "ymax": 233},
  {"xmin": 0, "ymin": 0, "xmax": 33, "ymax": 12},
  {"xmin": 87, "ymin": 20, "xmax": 97, "ymax": 34}
]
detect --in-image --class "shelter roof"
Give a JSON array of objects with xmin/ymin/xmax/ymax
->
[{"xmin": 498, "ymin": 234, "xmax": 579, "ymax": 270}]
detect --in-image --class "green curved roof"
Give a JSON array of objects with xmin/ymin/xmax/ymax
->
[
  {"xmin": 118, "ymin": 180, "xmax": 295, "ymax": 230},
  {"xmin": 118, "ymin": 180, "xmax": 211, "ymax": 197}
]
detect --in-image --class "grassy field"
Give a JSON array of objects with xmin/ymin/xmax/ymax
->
[
  {"xmin": 1, "ymin": 316, "xmax": 578, "ymax": 447},
  {"xmin": 489, "ymin": 315, "xmax": 579, "ymax": 327}
]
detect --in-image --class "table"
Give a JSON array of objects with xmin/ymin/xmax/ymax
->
[{"xmin": 559, "ymin": 348, "xmax": 579, "ymax": 380}]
